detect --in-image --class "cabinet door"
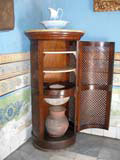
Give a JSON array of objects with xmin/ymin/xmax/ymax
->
[{"xmin": 76, "ymin": 41, "xmax": 114, "ymax": 131}]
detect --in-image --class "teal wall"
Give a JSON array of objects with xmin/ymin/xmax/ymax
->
[{"xmin": 0, "ymin": 0, "xmax": 120, "ymax": 53}]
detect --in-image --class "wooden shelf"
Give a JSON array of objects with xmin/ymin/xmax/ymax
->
[
  {"xmin": 43, "ymin": 66, "xmax": 76, "ymax": 73},
  {"xmin": 44, "ymin": 82, "xmax": 75, "ymax": 98},
  {"xmin": 44, "ymin": 51, "xmax": 76, "ymax": 55}
]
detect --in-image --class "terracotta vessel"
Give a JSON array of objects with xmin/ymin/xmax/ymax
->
[{"xmin": 45, "ymin": 106, "xmax": 69, "ymax": 137}]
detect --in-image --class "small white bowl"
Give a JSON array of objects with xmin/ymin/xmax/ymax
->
[
  {"xmin": 40, "ymin": 20, "xmax": 69, "ymax": 29},
  {"xmin": 44, "ymin": 97, "xmax": 70, "ymax": 105}
]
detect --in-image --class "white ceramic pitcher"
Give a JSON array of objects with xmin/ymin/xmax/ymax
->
[{"xmin": 48, "ymin": 8, "xmax": 63, "ymax": 20}]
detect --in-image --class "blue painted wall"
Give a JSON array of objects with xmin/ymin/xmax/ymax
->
[
  {"xmin": 0, "ymin": 0, "xmax": 44, "ymax": 54},
  {"xmin": 43, "ymin": 0, "xmax": 120, "ymax": 52},
  {"xmin": 0, "ymin": 0, "xmax": 120, "ymax": 53}
]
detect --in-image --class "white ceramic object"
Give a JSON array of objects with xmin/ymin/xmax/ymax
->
[
  {"xmin": 40, "ymin": 20, "xmax": 69, "ymax": 29},
  {"xmin": 26, "ymin": 29, "xmax": 85, "ymax": 33},
  {"xmin": 49, "ymin": 84, "xmax": 65, "ymax": 89},
  {"xmin": 48, "ymin": 8, "xmax": 63, "ymax": 20},
  {"xmin": 44, "ymin": 97, "xmax": 70, "ymax": 105},
  {"xmin": 44, "ymin": 84, "xmax": 70, "ymax": 105}
]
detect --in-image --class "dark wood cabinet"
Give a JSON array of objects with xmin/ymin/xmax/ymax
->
[{"xmin": 25, "ymin": 30, "xmax": 114, "ymax": 150}]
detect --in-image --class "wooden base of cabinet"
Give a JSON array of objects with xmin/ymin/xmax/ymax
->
[{"xmin": 32, "ymin": 125, "xmax": 75, "ymax": 150}]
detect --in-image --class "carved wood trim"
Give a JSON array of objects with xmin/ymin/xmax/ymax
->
[{"xmin": 94, "ymin": 0, "xmax": 120, "ymax": 12}]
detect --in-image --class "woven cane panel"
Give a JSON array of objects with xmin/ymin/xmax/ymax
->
[
  {"xmin": 81, "ymin": 45, "xmax": 110, "ymax": 85},
  {"xmin": 82, "ymin": 46, "xmax": 110, "ymax": 60},
  {"xmin": 78, "ymin": 41, "xmax": 114, "ymax": 131},
  {"xmin": 80, "ymin": 90, "xmax": 107, "ymax": 129},
  {"xmin": 81, "ymin": 72, "xmax": 108, "ymax": 85},
  {"xmin": 82, "ymin": 59, "xmax": 109, "ymax": 73}
]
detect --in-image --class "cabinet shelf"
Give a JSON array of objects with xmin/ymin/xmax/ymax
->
[
  {"xmin": 44, "ymin": 51, "xmax": 76, "ymax": 55},
  {"xmin": 43, "ymin": 66, "xmax": 76, "ymax": 73},
  {"xmin": 44, "ymin": 82, "xmax": 75, "ymax": 98}
]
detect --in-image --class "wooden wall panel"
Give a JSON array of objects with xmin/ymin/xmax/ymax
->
[
  {"xmin": 94, "ymin": 0, "xmax": 120, "ymax": 12},
  {"xmin": 0, "ymin": 0, "xmax": 14, "ymax": 30}
]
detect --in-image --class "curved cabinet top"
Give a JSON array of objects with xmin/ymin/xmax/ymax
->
[{"xmin": 25, "ymin": 29, "xmax": 85, "ymax": 40}]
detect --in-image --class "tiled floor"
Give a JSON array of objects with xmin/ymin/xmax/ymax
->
[{"xmin": 5, "ymin": 133, "xmax": 120, "ymax": 160}]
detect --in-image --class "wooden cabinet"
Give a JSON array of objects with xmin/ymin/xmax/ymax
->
[{"xmin": 25, "ymin": 30, "xmax": 114, "ymax": 150}]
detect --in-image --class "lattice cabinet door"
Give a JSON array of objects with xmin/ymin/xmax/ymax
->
[{"xmin": 76, "ymin": 41, "xmax": 115, "ymax": 131}]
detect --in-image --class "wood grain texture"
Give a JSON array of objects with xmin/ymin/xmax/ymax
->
[
  {"xmin": 26, "ymin": 30, "xmax": 84, "ymax": 150},
  {"xmin": 44, "ymin": 82, "xmax": 75, "ymax": 98},
  {"xmin": 94, "ymin": 0, "xmax": 120, "ymax": 12},
  {"xmin": 25, "ymin": 30, "xmax": 84, "ymax": 40},
  {"xmin": 0, "ymin": 0, "xmax": 14, "ymax": 30},
  {"xmin": 77, "ymin": 41, "xmax": 115, "ymax": 131}
]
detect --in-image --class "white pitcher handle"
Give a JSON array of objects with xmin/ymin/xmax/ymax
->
[{"xmin": 57, "ymin": 8, "xmax": 63, "ymax": 20}]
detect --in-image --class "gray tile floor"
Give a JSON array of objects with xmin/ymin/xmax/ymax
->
[{"xmin": 5, "ymin": 133, "xmax": 120, "ymax": 160}]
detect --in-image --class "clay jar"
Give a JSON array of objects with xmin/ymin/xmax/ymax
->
[{"xmin": 45, "ymin": 106, "xmax": 69, "ymax": 137}]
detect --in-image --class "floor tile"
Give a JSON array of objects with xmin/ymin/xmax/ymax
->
[
  {"xmin": 52, "ymin": 150, "xmax": 77, "ymax": 159},
  {"xmin": 19, "ymin": 139, "xmax": 36, "ymax": 155},
  {"xmin": 103, "ymin": 138, "xmax": 120, "ymax": 151},
  {"xmin": 67, "ymin": 133, "xmax": 104, "ymax": 158},
  {"xmin": 5, "ymin": 150, "xmax": 32, "ymax": 160},
  {"xmin": 5, "ymin": 133, "xmax": 120, "ymax": 160},
  {"xmin": 97, "ymin": 147, "xmax": 120, "ymax": 160},
  {"xmin": 50, "ymin": 155, "xmax": 74, "ymax": 160},
  {"xmin": 28, "ymin": 150, "xmax": 51, "ymax": 160},
  {"xmin": 75, "ymin": 154, "xmax": 97, "ymax": 160}
]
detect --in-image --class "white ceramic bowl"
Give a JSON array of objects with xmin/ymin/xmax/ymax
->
[
  {"xmin": 40, "ymin": 20, "xmax": 69, "ymax": 29},
  {"xmin": 44, "ymin": 97, "xmax": 70, "ymax": 105}
]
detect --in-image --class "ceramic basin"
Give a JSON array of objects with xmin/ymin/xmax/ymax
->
[{"xmin": 40, "ymin": 20, "xmax": 69, "ymax": 29}]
